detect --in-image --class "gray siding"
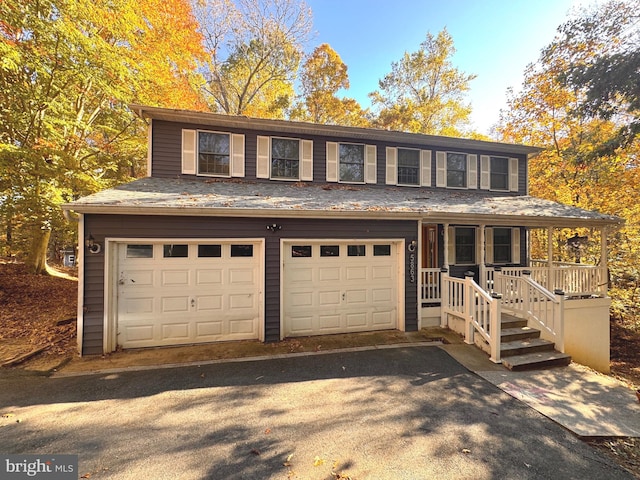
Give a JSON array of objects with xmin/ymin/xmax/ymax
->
[
  {"xmin": 82, "ymin": 214, "xmax": 418, "ymax": 355},
  {"xmin": 150, "ymin": 120, "xmax": 529, "ymax": 195}
]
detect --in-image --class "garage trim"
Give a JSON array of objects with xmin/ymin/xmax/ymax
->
[
  {"xmin": 103, "ymin": 237, "xmax": 265, "ymax": 353},
  {"xmin": 279, "ymin": 238, "xmax": 405, "ymax": 339}
]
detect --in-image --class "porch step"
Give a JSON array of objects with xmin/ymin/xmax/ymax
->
[
  {"xmin": 501, "ymin": 314, "xmax": 528, "ymax": 329},
  {"xmin": 501, "ymin": 351, "xmax": 572, "ymax": 371},
  {"xmin": 500, "ymin": 337, "xmax": 556, "ymax": 357},
  {"xmin": 501, "ymin": 326, "xmax": 541, "ymax": 342}
]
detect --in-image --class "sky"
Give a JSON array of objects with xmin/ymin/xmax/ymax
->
[{"xmin": 303, "ymin": 0, "xmax": 602, "ymax": 136}]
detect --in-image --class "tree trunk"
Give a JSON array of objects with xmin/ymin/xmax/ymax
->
[{"xmin": 26, "ymin": 227, "xmax": 51, "ymax": 275}]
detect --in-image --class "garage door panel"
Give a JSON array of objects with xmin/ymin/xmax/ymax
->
[
  {"xmin": 117, "ymin": 241, "xmax": 261, "ymax": 348},
  {"xmin": 345, "ymin": 289, "xmax": 367, "ymax": 304},
  {"xmin": 319, "ymin": 267, "xmax": 340, "ymax": 282},
  {"xmin": 319, "ymin": 314, "xmax": 341, "ymax": 330},
  {"xmin": 283, "ymin": 240, "xmax": 400, "ymax": 337},
  {"xmin": 161, "ymin": 296, "xmax": 190, "ymax": 313},
  {"xmin": 124, "ymin": 270, "xmax": 154, "ymax": 286},
  {"xmin": 346, "ymin": 312, "xmax": 367, "ymax": 328},
  {"xmin": 196, "ymin": 295, "xmax": 223, "ymax": 311},
  {"xmin": 229, "ymin": 293, "xmax": 255, "ymax": 309},
  {"xmin": 229, "ymin": 319, "xmax": 257, "ymax": 334},
  {"xmin": 161, "ymin": 270, "xmax": 190, "ymax": 286},
  {"xmin": 289, "ymin": 316, "xmax": 313, "ymax": 334},
  {"xmin": 196, "ymin": 269, "xmax": 223, "ymax": 285},
  {"xmin": 123, "ymin": 297, "xmax": 154, "ymax": 314},
  {"xmin": 372, "ymin": 288, "xmax": 392, "ymax": 303},
  {"xmin": 122, "ymin": 325, "xmax": 154, "ymax": 342},
  {"xmin": 196, "ymin": 321, "xmax": 223, "ymax": 337},
  {"xmin": 288, "ymin": 267, "xmax": 313, "ymax": 282},
  {"xmin": 162, "ymin": 323, "xmax": 190, "ymax": 341},
  {"xmin": 345, "ymin": 266, "xmax": 367, "ymax": 281},
  {"xmin": 229, "ymin": 268, "xmax": 255, "ymax": 284},
  {"xmin": 319, "ymin": 290, "xmax": 341, "ymax": 306},
  {"xmin": 372, "ymin": 265, "xmax": 393, "ymax": 280},
  {"xmin": 291, "ymin": 292, "xmax": 313, "ymax": 307},
  {"xmin": 372, "ymin": 311, "xmax": 395, "ymax": 326}
]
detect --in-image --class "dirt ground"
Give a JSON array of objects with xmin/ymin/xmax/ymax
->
[{"xmin": 0, "ymin": 261, "xmax": 639, "ymax": 477}]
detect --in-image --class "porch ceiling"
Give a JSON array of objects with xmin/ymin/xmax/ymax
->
[{"xmin": 63, "ymin": 177, "xmax": 621, "ymax": 228}]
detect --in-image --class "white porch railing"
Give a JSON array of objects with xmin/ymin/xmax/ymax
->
[
  {"xmin": 483, "ymin": 264, "xmax": 606, "ymax": 297},
  {"xmin": 440, "ymin": 273, "xmax": 502, "ymax": 363},
  {"xmin": 494, "ymin": 271, "xmax": 565, "ymax": 352},
  {"xmin": 421, "ymin": 268, "xmax": 442, "ymax": 303}
]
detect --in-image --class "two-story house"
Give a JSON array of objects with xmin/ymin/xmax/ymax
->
[{"xmin": 64, "ymin": 105, "xmax": 619, "ymax": 372}]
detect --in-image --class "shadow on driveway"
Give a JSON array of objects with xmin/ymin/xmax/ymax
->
[{"xmin": 0, "ymin": 346, "xmax": 634, "ymax": 479}]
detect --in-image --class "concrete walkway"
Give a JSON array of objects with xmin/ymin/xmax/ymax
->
[{"xmin": 441, "ymin": 343, "xmax": 640, "ymax": 438}]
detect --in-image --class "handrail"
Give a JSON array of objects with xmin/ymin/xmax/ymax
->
[
  {"xmin": 495, "ymin": 272, "xmax": 565, "ymax": 352},
  {"xmin": 441, "ymin": 273, "xmax": 501, "ymax": 363},
  {"xmin": 485, "ymin": 265, "xmax": 606, "ymax": 297}
]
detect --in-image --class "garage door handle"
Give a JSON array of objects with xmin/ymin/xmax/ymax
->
[{"xmin": 191, "ymin": 298, "xmax": 195, "ymax": 307}]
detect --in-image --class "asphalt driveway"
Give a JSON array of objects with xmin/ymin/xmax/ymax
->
[{"xmin": 0, "ymin": 346, "xmax": 633, "ymax": 479}]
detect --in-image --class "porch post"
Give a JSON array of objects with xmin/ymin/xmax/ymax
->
[
  {"xmin": 600, "ymin": 226, "xmax": 608, "ymax": 295},
  {"xmin": 479, "ymin": 224, "xmax": 486, "ymax": 289},
  {"xmin": 547, "ymin": 226, "xmax": 554, "ymax": 290},
  {"xmin": 443, "ymin": 223, "xmax": 450, "ymax": 270}
]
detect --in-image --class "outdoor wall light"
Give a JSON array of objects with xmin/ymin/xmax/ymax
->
[
  {"xmin": 85, "ymin": 234, "xmax": 101, "ymax": 254},
  {"xmin": 266, "ymin": 224, "xmax": 282, "ymax": 233}
]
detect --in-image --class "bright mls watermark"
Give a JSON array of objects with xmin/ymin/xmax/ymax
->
[{"xmin": 1, "ymin": 455, "xmax": 77, "ymax": 479}]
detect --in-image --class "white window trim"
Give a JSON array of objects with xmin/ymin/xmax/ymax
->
[
  {"xmin": 396, "ymin": 147, "xmax": 421, "ymax": 187},
  {"xmin": 448, "ymin": 226, "xmax": 477, "ymax": 266},
  {"xmin": 486, "ymin": 227, "xmax": 521, "ymax": 265},
  {"xmin": 332, "ymin": 141, "xmax": 374, "ymax": 185},
  {"xmin": 438, "ymin": 151, "xmax": 476, "ymax": 190},
  {"xmin": 182, "ymin": 129, "xmax": 245, "ymax": 178},
  {"xmin": 481, "ymin": 155, "xmax": 519, "ymax": 192},
  {"xmin": 257, "ymin": 136, "xmax": 313, "ymax": 182}
]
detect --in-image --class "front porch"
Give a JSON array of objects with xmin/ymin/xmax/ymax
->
[{"xmin": 418, "ymin": 222, "xmax": 613, "ymax": 373}]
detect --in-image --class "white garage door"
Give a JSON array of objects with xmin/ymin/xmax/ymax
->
[
  {"xmin": 116, "ymin": 240, "xmax": 262, "ymax": 348},
  {"xmin": 283, "ymin": 240, "xmax": 400, "ymax": 337}
]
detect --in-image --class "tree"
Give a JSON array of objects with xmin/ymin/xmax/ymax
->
[
  {"xmin": 555, "ymin": 0, "xmax": 640, "ymax": 155},
  {"xmin": 369, "ymin": 29, "xmax": 476, "ymax": 136},
  {"xmin": 496, "ymin": 3, "xmax": 640, "ymax": 321},
  {"xmin": 195, "ymin": 0, "xmax": 312, "ymax": 117},
  {"xmin": 0, "ymin": 0, "xmax": 205, "ymax": 273},
  {"xmin": 290, "ymin": 43, "xmax": 369, "ymax": 127}
]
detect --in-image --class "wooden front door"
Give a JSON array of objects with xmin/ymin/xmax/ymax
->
[{"xmin": 422, "ymin": 224, "xmax": 438, "ymax": 269}]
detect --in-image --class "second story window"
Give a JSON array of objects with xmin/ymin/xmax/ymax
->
[
  {"xmin": 480, "ymin": 155, "xmax": 518, "ymax": 192},
  {"xmin": 198, "ymin": 132, "xmax": 230, "ymax": 176},
  {"xmin": 182, "ymin": 129, "xmax": 244, "ymax": 178},
  {"xmin": 447, "ymin": 152, "xmax": 467, "ymax": 188},
  {"xmin": 271, "ymin": 138, "xmax": 299, "ymax": 179},
  {"xmin": 490, "ymin": 156, "xmax": 509, "ymax": 191},
  {"xmin": 339, "ymin": 143, "xmax": 365, "ymax": 183},
  {"xmin": 257, "ymin": 136, "xmax": 313, "ymax": 181},
  {"xmin": 397, "ymin": 148, "xmax": 420, "ymax": 186}
]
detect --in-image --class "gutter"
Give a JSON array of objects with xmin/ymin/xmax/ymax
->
[
  {"xmin": 60, "ymin": 204, "xmax": 424, "ymax": 222},
  {"xmin": 60, "ymin": 203, "xmax": 621, "ymax": 228}
]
